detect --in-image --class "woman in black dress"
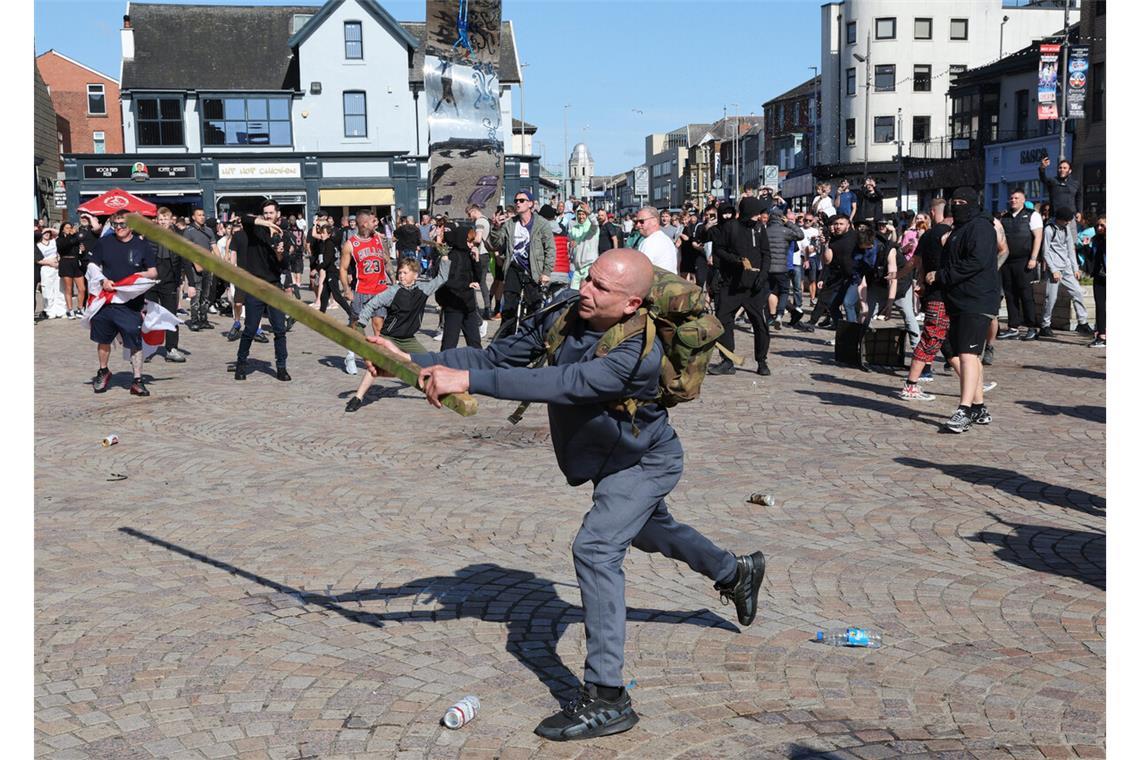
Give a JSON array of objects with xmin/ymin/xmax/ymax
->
[{"xmin": 56, "ymin": 220, "xmax": 86, "ymax": 319}]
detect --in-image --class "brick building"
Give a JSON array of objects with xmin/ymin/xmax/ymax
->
[{"xmin": 35, "ymin": 50, "xmax": 124, "ymax": 156}]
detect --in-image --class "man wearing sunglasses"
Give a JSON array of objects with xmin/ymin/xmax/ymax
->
[
  {"xmin": 88, "ymin": 212, "xmax": 159, "ymax": 396},
  {"xmin": 488, "ymin": 189, "xmax": 558, "ymax": 335}
]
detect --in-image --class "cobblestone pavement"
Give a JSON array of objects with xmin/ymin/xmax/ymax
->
[{"xmin": 35, "ymin": 305, "xmax": 1105, "ymax": 759}]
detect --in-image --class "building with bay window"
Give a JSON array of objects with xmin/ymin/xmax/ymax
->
[{"xmin": 62, "ymin": 0, "xmax": 534, "ymax": 221}]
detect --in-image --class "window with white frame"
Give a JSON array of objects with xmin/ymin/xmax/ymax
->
[
  {"xmin": 93, "ymin": 131, "xmax": 106, "ymax": 154},
  {"xmin": 343, "ymin": 91, "xmax": 367, "ymax": 137},
  {"xmin": 87, "ymin": 84, "xmax": 106, "ymax": 115}
]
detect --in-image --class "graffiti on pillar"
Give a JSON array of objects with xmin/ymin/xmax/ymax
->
[{"xmin": 425, "ymin": 0, "xmax": 503, "ymax": 219}]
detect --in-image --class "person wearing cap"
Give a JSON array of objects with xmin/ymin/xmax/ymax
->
[
  {"xmin": 1039, "ymin": 206, "xmax": 1093, "ymax": 338},
  {"xmin": 708, "ymin": 196, "xmax": 773, "ymax": 376},
  {"xmin": 488, "ymin": 189, "xmax": 558, "ymax": 335},
  {"xmin": 923, "ymin": 187, "xmax": 1001, "ymax": 433}
]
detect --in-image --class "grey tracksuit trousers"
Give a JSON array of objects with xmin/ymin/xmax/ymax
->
[{"xmin": 573, "ymin": 430, "xmax": 737, "ymax": 687}]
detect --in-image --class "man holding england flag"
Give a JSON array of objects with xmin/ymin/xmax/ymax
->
[{"xmin": 86, "ymin": 210, "xmax": 159, "ymax": 396}]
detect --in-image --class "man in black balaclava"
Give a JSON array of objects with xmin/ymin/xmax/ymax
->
[
  {"xmin": 709, "ymin": 196, "xmax": 773, "ymax": 376},
  {"xmin": 704, "ymin": 204, "xmax": 735, "ymax": 310},
  {"xmin": 924, "ymin": 187, "xmax": 1001, "ymax": 433}
]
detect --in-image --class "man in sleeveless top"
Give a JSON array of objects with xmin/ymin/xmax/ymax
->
[{"xmin": 339, "ymin": 210, "xmax": 390, "ymax": 375}]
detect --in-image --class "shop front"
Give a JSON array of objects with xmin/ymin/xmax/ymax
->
[
  {"xmin": 983, "ymin": 134, "xmax": 1073, "ymax": 213},
  {"xmin": 906, "ymin": 158, "xmax": 985, "ymax": 213}
]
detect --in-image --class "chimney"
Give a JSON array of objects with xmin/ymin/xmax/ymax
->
[{"xmin": 121, "ymin": 15, "xmax": 134, "ymax": 61}]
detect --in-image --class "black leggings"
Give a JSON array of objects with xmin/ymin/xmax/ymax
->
[
  {"xmin": 320, "ymin": 268, "xmax": 352, "ymax": 315},
  {"xmin": 1094, "ymin": 280, "xmax": 1105, "ymax": 335}
]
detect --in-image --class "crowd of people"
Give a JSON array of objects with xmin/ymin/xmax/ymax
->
[{"xmin": 35, "ymin": 154, "xmax": 1104, "ymax": 431}]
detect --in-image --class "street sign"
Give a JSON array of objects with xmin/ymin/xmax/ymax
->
[
  {"xmin": 53, "ymin": 179, "xmax": 67, "ymax": 209},
  {"xmin": 712, "ymin": 179, "xmax": 723, "ymax": 190},
  {"xmin": 634, "ymin": 166, "xmax": 649, "ymax": 195},
  {"xmin": 763, "ymin": 165, "xmax": 779, "ymax": 189}
]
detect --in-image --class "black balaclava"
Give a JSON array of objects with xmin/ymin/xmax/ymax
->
[{"xmin": 950, "ymin": 187, "xmax": 980, "ymax": 226}]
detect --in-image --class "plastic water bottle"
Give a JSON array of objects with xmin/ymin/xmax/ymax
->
[
  {"xmin": 442, "ymin": 695, "xmax": 480, "ymax": 729},
  {"xmin": 815, "ymin": 627, "xmax": 882, "ymax": 648}
]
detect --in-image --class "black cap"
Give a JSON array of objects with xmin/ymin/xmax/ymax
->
[
  {"xmin": 739, "ymin": 196, "xmax": 770, "ymax": 220},
  {"xmin": 1054, "ymin": 206, "xmax": 1074, "ymax": 222}
]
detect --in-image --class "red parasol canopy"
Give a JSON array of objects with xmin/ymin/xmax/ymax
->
[{"xmin": 77, "ymin": 188, "xmax": 158, "ymax": 217}]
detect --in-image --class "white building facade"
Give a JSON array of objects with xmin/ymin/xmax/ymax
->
[{"xmin": 819, "ymin": 0, "xmax": 1070, "ymax": 169}]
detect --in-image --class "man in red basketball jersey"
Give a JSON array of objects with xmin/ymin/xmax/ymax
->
[{"xmin": 339, "ymin": 209, "xmax": 391, "ymax": 375}]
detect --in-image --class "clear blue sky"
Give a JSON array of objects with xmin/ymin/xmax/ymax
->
[{"xmin": 33, "ymin": 0, "xmax": 822, "ymax": 176}]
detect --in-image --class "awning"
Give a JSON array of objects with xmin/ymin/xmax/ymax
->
[{"xmin": 319, "ymin": 188, "xmax": 395, "ymax": 206}]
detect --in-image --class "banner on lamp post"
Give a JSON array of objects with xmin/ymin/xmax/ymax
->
[
  {"xmin": 1066, "ymin": 45, "xmax": 1089, "ymax": 119},
  {"xmin": 1037, "ymin": 43, "xmax": 1061, "ymax": 120}
]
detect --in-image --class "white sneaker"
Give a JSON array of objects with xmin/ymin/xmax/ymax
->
[
  {"xmin": 345, "ymin": 352, "xmax": 358, "ymax": 375},
  {"xmin": 433, "ymin": 331, "xmax": 442, "ymax": 341},
  {"xmin": 479, "ymin": 321, "xmax": 488, "ymax": 338},
  {"xmin": 982, "ymin": 380, "xmax": 996, "ymax": 393}
]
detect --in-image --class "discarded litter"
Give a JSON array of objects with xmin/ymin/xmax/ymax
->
[
  {"xmin": 442, "ymin": 695, "xmax": 480, "ymax": 729},
  {"xmin": 102, "ymin": 434, "xmax": 120, "ymax": 447},
  {"xmin": 747, "ymin": 492, "xmax": 776, "ymax": 507},
  {"xmin": 815, "ymin": 627, "xmax": 882, "ymax": 648},
  {"xmin": 106, "ymin": 473, "xmax": 128, "ymax": 482}
]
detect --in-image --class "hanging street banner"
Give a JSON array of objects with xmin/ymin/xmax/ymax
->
[
  {"xmin": 424, "ymin": 0, "xmax": 504, "ymax": 219},
  {"xmin": 1038, "ymin": 43, "xmax": 1061, "ymax": 120},
  {"xmin": 1066, "ymin": 45, "xmax": 1090, "ymax": 119}
]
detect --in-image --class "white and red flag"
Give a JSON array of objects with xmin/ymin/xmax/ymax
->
[{"xmin": 82, "ymin": 263, "xmax": 182, "ymax": 359}]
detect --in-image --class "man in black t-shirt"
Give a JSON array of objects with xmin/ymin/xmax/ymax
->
[
  {"xmin": 89, "ymin": 212, "xmax": 158, "ymax": 396},
  {"xmin": 234, "ymin": 199, "xmax": 291, "ymax": 381}
]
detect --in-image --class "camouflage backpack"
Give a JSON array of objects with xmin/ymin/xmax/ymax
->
[{"xmin": 545, "ymin": 266, "xmax": 725, "ymax": 426}]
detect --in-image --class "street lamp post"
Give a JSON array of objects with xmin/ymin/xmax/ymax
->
[
  {"xmin": 895, "ymin": 107, "xmax": 904, "ymax": 217},
  {"xmin": 731, "ymin": 102, "xmax": 739, "ymax": 201},
  {"xmin": 519, "ymin": 62, "xmax": 529, "ymax": 154},
  {"xmin": 853, "ymin": 31, "xmax": 871, "ymax": 179},
  {"xmin": 563, "ymin": 104, "xmax": 571, "ymax": 203},
  {"xmin": 810, "ymin": 65, "xmax": 819, "ymax": 168}
]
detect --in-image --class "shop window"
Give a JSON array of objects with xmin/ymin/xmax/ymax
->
[
  {"xmin": 914, "ymin": 65, "xmax": 931, "ymax": 92},
  {"xmin": 87, "ymin": 84, "xmax": 106, "ymax": 115},
  {"xmin": 136, "ymin": 95, "xmax": 184, "ymax": 147},
  {"xmin": 874, "ymin": 116, "xmax": 895, "ymax": 143},
  {"xmin": 202, "ymin": 96, "xmax": 292, "ymax": 146},
  {"xmin": 344, "ymin": 91, "xmax": 367, "ymax": 137},
  {"xmin": 345, "ymin": 21, "xmax": 363, "ymax": 60}
]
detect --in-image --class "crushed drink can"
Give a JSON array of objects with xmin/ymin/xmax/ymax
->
[
  {"xmin": 442, "ymin": 695, "xmax": 480, "ymax": 729},
  {"xmin": 748, "ymin": 492, "xmax": 775, "ymax": 507},
  {"xmin": 102, "ymin": 434, "xmax": 120, "ymax": 447}
]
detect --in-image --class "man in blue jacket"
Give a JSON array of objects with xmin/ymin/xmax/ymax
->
[{"xmin": 365, "ymin": 249, "xmax": 765, "ymax": 741}]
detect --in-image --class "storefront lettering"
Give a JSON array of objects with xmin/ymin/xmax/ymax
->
[
  {"xmin": 218, "ymin": 163, "xmax": 302, "ymax": 179},
  {"xmin": 1020, "ymin": 147, "xmax": 1048, "ymax": 165}
]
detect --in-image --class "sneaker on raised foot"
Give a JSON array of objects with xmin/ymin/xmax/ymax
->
[
  {"xmin": 714, "ymin": 550, "xmax": 766, "ymax": 626},
  {"xmin": 898, "ymin": 383, "xmax": 935, "ymax": 401},
  {"xmin": 345, "ymin": 396, "xmax": 362, "ymax": 413},
  {"xmin": 164, "ymin": 348, "xmax": 186, "ymax": 363},
  {"xmin": 917, "ymin": 366, "xmax": 935, "ymax": 383},
  {"xmin": 92, "ymin": 368, "xmax": 111, "ymax": 393},
  {"xmin": 534, "ymin": 684, "xmax": 638, "ymax": 741},
  {"xmin": 943, "ymin": 406, "xmax": 974, "ymax": 434},
  {"xmin": 982, "ymin": 380, "xmax": 997, "ymax": 393},
  {"xmin": 224, "ymin": 324, "xmax": 242, "ymax": 341},
  {"xmin": 344, "ymin": 352, "xmax": 358, "ymax": 375},
  {"xmin": 252, "ymin": 330, "xmax": 269, "ymax": 344},
  {"xmin": 129, "ymin": 379, "xmax": 150, "ymax": 397}
]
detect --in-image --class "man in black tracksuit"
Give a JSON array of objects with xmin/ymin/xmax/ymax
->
[
  {"xmin": 708, "ymin": 196, "xmax": 772, "ymax": 376},
  {"xmin": 1038, "ymin": 156, "xmax": 1080, "ymax": 223},
  {"xmin": 925, "ymin": 187, "xmax": 1001, "ymax": 433}
]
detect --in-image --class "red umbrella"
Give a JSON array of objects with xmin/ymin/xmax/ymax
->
[{"xmin": 77, "ymin": 188, "xmax": 158, "ymax": 217}]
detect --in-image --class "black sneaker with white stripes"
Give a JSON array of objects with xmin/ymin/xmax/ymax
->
[{"xmin": 534, "ymin": 684, "xmax": 638, "ymax": 741}]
